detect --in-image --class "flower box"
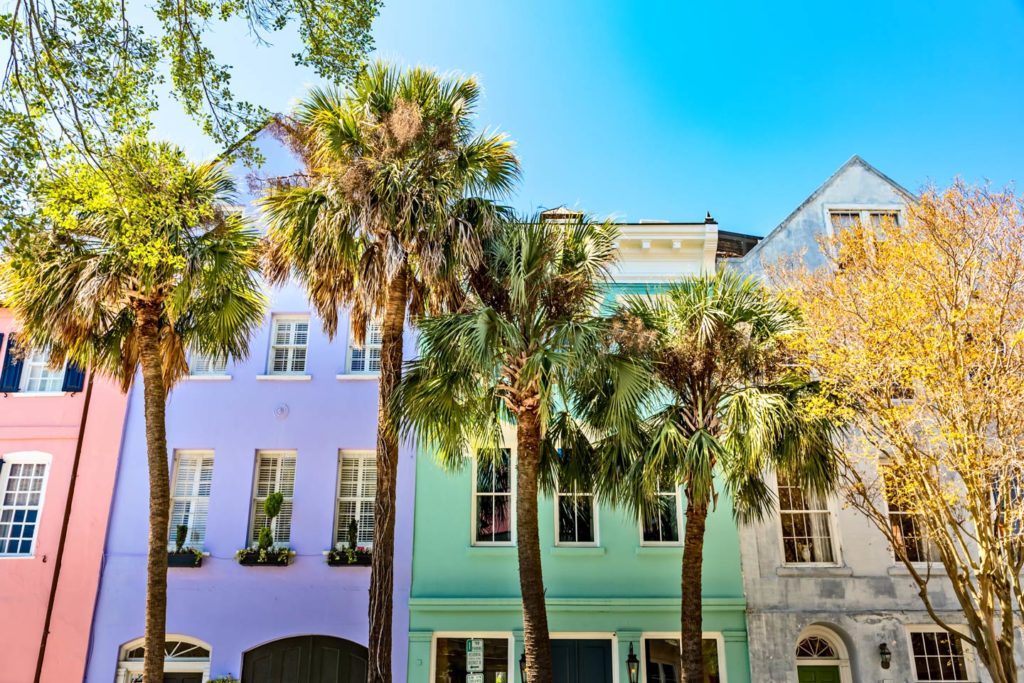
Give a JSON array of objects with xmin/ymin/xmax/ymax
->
[
  {"xmin": 236, "ymin": 547, "xmax": 292, "ymax": 566},
  {"xmin": 326, "ymin": 547, "xmax": 372, "ymax": 567},
  {"xmin": 167, "ymin": 550, "xmax": 203, "ymax": 568}
]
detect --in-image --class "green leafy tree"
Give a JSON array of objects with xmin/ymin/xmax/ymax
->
[
  {"xmin": 259, "ymin": 61, "xmax": 519, "ymax": 683},
  {"xmin": 394, "ymin": 215, "xmax": 641, "ymax": 683},
  {"xmin": 1, "ymin": 137, "xmax": 266, "ymax": 683},
  {"xmin": 599, "ymin": 271, "xmax": 842, "ymax": 682}
]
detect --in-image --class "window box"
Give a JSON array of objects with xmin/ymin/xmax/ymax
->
[
  {"xmin": 167, "ymin": 550, "xmax": 203, "ymax": 568},
  {"xmin": 235, "ymin": 547, "xmax": 292, "ymax": 566},
  {"xmin": 326, "ymin": 547, "xmax": 372, "ymax": 567}
]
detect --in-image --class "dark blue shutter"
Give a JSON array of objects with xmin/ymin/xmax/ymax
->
[
  {"xmin": 61, "ymin": 362, "xmax": 85, "ymax": 393},
  {"xmin": 0, "ymin": 334, "xmax": 23, "ymax": 393}
]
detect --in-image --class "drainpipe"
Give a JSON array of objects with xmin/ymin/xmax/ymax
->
[{"xmin": 34, "ymin": 370, "xmax": 95, "ymax": 683}]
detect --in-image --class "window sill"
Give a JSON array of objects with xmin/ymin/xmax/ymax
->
[
  {"xmin": 0, "ymin": 554, "xmax": 37, "ymax": 559},
  {"xmin": 336, "ymin": 374, "xmax": 379, "ymax": 382},
  {"xmin": 255, "ymin": 374, "xmax": 312, "ymax": 381},
  {"xmin": 184, "ymin": 375, "xmax": 232, "ymax": 382},
  {"xmin": 5, "ymin": 391, "xmax": 67, "ymax": 398},
  {"xmin": 888, "ymin": 563, "xmax": 945, "ymax": 577},
  {"xmin": 776, "ymin": 565, "xmax": 853, "ymax": 577},
  {"xmin": 466, "ymin": 545, "xmax": 516, "ymax": 556},
  {"xmin": 551, "ymin": 546, "xmax": 605, "ymax": 557},
  {"xmin": 635, "ymin": 545, "xmax": 683, "ymax": 556}
]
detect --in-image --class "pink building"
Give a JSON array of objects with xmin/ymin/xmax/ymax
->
[{"xmin": 0, "ymin": 309, "xmax": 128, "ymax": 683}]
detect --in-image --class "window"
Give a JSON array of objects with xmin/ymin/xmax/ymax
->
[
  {"xmin": 883, "ymin": 467, "xmax": 937, "ymax": 563},
  {"xmin": 250, "ymin": 452, "xmax": 295, "ymax": 546},
  {"xmin": 117, "ymin": 636, "xmax": 212, "ymax": 683},
  {"xmin": 909, "ymin": 629, "xmax": 971, "ymax": 682},
  {"xmin": 433, "ymin": 637, "xmax": 510, "ymax": 683},
  {"xmin": 0, "ymin": 458, "xmax": 48, "ymax": 556},
  {"xmin": 268, "ymin": 316, "xmax": 309, "ymax": 374},
  {"xmin": 829, "ymin": 211, "xmax": 862, "ymax": 231},
  {"xmin": 188, "ymin": 350, "xmax": 228, "ymax": 376},
  {"xmin": 644, "ymin": 638, "xmax": 721, "ymax": 683},
  {"xmin": 20, "ymin": 349, "xmax": 65, "ymax": 393},
  {"xmin": 556, "ymin": 482, "xmax": 597, "ymax": 546},
  {"xmin": 641, "ymin": 482, "xmax": 681, "ymax": 545},
  {"xmin": 169, "ymin": 452, "xmax": 213, "ymax": 549},
  {"xmin": 336, "ymin": 451, "xmax": 376, "ymax": 548},
  {"xmin": 778, "ymin": 471, "xmax": 836, "ymax": 564},
  {"xmin": 474, "ymin": 449, "xmax": 513, "ymax": 545},
  {"xmin": 869, "ymin": 211, "xmax": 900, "ymax": 228},
  {"xmin": 348, "ymin": 322, "xmax": 383, "ymax": 373},
  {"xmin": 829, "ymin": 208, "xmax": 902, "ymax": 233}
]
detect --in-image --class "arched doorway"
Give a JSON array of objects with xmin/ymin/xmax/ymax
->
[
  {"xmin": 115, "ymin": 635, "xmax": 211, "ymax": 682},
  {"xmin": 242, "ymin": 635, "xmax": 367, "ymax": 683},
  {"xmin": 795, "ymin": 626, "xmax": 852, "ymax": 683}
]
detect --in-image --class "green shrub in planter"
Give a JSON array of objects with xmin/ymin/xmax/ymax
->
[
  {"xmin": 237, "ymin": 491, "xmax": 290, "ymax": 566},
  {"xmin": 168, "ymin": 524, "xmax": 203, "ymax": 567}
]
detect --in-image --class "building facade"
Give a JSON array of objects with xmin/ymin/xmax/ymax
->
[
  {"xmin": 406, "ymin": 219, "xmax": 755, "ymax": 683},
  {"xmin": 0, "ymin": 309, "xmax": 129, "ymax": 683},
  {"xmin": 731, "ymin": 156, "xmax": 1010, "ymax": 683}
]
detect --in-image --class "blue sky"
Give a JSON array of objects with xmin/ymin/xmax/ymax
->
[{"xmin": 154, "ymin": 0, "xmax": 1024, "ymax": 236}]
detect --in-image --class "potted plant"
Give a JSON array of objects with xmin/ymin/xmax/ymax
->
[
  {"xmin": 236, "ymin": 492, "xmax": 292, "ymax": 566},
  {"xmin": 327, "ymin": 518, "xmax": 372, "ymax": 566},
  {"xmin": 167, "ymin": 524, "xmax": 204, "ymax": 568}
]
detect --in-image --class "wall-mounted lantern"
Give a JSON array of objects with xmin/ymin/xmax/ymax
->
[{"xmin": 879, "ymin": 642, "xmax": 892, "ymax": 669}]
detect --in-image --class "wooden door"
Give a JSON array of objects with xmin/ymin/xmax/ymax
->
[
  {"xmin": 242, "ymin": 635, "xmax": 367, "ymax": 683},
  {"xmin": 551, "ymin": 640, "xmax": 612, "ymax": 683},
  {"xmin": 797, "ymin": 665, "xmax": 841, "ymax": 683}
]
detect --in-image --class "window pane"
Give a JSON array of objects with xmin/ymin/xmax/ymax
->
[
  {"xmin": 0, "ymin": 462, "xmax": 47, "ymax": 555},
  {"xmin": 643, "ymin": 493, "xmax": 679, "ymax": 543},
  {"xmin": 644, "ymin": 638, "xmax": 720, "ymax": 683},
  {"xmin": 251, "ymin": 452, "xmax": 295, "ymax": 545},
  {"xmin": 910, "ymin": 630, "xmax": 969, "ymax": 682},
  {"xmin": 336, "ymin": 453, "xmax": 377, "ymax": 548},
  {"xmin": 778, "ymin": 472, "xmax": 835, "ymax": 563},
  {"xmin": 434, "ymin": 638, "xmax": 509, "ymax": 683}
]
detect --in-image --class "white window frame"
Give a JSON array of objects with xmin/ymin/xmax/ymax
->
[
  {"xmin": 187, "ymin": 349, "xmax": 230, "ymax": 378},
  {"xmin": 115, "ymin": 634, "xmax": 212, "ymax": 683},
  {"xmin": 0, "ymin": 451, "xmax": 51, "ymax": 558},
  {"xmin": 471, "ymin": 447, "xmax": 516, "ymax": 547},
  {"xmin": 638, "ymin": 483, "xmax": 683, "ymax": 547},
  {"xmin": 554, "ymin": 481, "xmax": 599, "ymax": 547},
  {"xmin": 640, "ymin": 631, "xmax": 728, "ymax": 683},
  {"xmin": 346, "ymin": 321, "xmax": 383, "ymax": 375},
  {"xmin": 794, "ymin": 625, "xmax": 853, "ymax": 683},
  {"xmin": 265, "ymin": 314, "xmax": 311, "ymax": 376},
  {"xmin": 168, "ymin": 451, "xmax": 214, "ymax": 551},
  {"xmin": 19, "ymin": 348, "xmax": 66, "ymax": 394},
  {"xmin": 880, "ymin": 463, "xmax": 939, "ymax": 566},
  {"xmin": 776, "ymin": 470, "xmax": 841, "ymax": 567},
  {"xmin": 248, "ymin": 450, "xmax": 296, "ymax": 547},
  {"xmin": 905, "ymin": 625, "xmax": 977, "ymax": 683},
  {"xmin": 822, "ymin": 204, "xmax": 903, "ymax": 242},
  {"xmin": 429, "ymin": 631, "xmax": 514, "ymax": 683},
  {"xmin": 335, "ymin": 449, "xmax": 376, "ymax": 549}
]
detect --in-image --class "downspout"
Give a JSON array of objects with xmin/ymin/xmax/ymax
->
[{"xmin": 34, "ymin": 370, "xmax": 95, "ymax": 683}]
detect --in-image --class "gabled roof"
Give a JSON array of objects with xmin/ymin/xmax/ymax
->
[{"xmin": 742, "ymin": 155, "xmax": 916, "ymax": 263}]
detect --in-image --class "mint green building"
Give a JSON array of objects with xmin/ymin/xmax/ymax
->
[{"xmin": 407, "ymin": 217, "xmax": 759, "ymax": 683}]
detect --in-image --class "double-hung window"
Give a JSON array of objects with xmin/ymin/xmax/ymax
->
[
  {"xmin": 883, "ymin": 466, "xmax": 937, "ymax": 563},
  {"xmin": 250, "ymin": 451, "xmax": 296, "ymax": 546},
  {"xmin": 188, "ymin": 350, "xmax": 228, "ymax": 376},
  {"xmin": 473, "ymin": 449, "xmax": 513, "ymax": 545},
  {"xmin": 169, "ymin": 452, "xmax": 214, "ymax": 549},
  {"xmin": 829, "ymin": 208, "xmax": 901, "ymax": 232},
  {"xmin": 347, "ymin": 322, "xmax": 382, "ymax": 374},
  {"xmin": 268, "ymin": 316, "xmax": 309, "ymax": 375},
  {"xmin": 778, "ymin": 471, "xmax": 836, "ymax": 564},
  {"xmin": 556, "ymin": 482, "xmax": 597, "ymax": 546},
  {"xmin": 908, "ymin": 629, "xmax": 972, "ymax": 682},
  {"xmin": 336, "ymin": 451, "xmax": 376, "ymax": 548},
  {"xmin": 20, "ymin": 349, "xmax": 65, "ymax": 393},
  {"xmin": 0, "ymin": 457, "xmax": 49, "ymax": 556},
  {"xmin": 641, "ymin": 481, "xmax": 681, "ymax": 545}
]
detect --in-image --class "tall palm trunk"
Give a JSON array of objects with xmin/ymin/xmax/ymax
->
[
  {"xmin": 679, "ymin": 498, "xmax": 708, "ymax": 683},
  {"xmin": 516, "ymin": 403, "xmax": 554, "ymax": 683},
  {"xmin": 368, "ymin": 266, "xmax": 408, "ymax": 683},
  {"xmin": 138, "ymin": 308, "xmax": 170, "ymax": 683}
]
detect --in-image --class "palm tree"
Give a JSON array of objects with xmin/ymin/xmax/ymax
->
[
  {"xmin": 597, "ymin": 271, "xmax": 842, "ymax": 682},
  {"xmin": 394, "ymin": 214, "xmax": 638, "ymax": 683},
  {"xmin": 258, "ymin": 60, "xmax": 519, "ymax": 682},
  {"xmin": 2, "ymin": 138, "xmax": 266, "ymax": 683}
]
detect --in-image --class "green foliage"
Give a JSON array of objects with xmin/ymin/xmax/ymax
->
[
  {"xmin": 258, "ymin": 527, "xmax": 274, "ymax": 551},
  {"xmin": 347, "ymin": 518, "xmax": 358, "ymax": 551},
  {"xmin": 1, "ymin": 136, "xmax": 267, "ymax": 392},
  {"xmin": 175, "ymin": 525, "xmax": 188, "ymax": 553},
  {"xmin": 263, "ymin": 491, "xmax": 284, "ymax": 520}
]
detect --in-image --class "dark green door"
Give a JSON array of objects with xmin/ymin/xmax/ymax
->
[
  {"xmin": 551, "ymin": 640, "xmax": 612, "ymax": 683},
  {"xmin": 242, "ymin": 636, "xmax": 368, "ymax": 683},
  {"xmin": 163, "ymin": 675, "xmax": 202, "ymax": 683},
  {"xmin": 797, "ymin": 666, "xmax": 841, "ymax": 683}
]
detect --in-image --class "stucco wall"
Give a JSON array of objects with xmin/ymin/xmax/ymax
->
[{"xmin": 0, "ymin": 310, "xmax": 129, "ymax": 683}]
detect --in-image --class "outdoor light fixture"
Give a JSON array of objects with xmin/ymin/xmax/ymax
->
[
  {"xmin": 519, "ymin": 652, "xmax": 527, "ymax": 682},
  {"xmin": 626, "ymin": 642, "xmax": 640, "ymax": 683},
  {"xmin": 879, "ymin": 642, "xmax": 892, "ymax": 669}
]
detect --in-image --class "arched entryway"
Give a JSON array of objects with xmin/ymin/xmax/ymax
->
[
  {"xmin": 115, "ymin": 635, "xmax": 211, "ymax": 682},
  {"xmin": 241, "ymin": 635, "xmax": 367, "ymax": 683},
  {"xmin": 795, "ymin": 626, "xmax": 852, "ymax": 683}
]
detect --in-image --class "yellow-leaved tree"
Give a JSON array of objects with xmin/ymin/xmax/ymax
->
[{"xmin": 784, "ymin": 181, "xmax": 1024, "ymax": 683}]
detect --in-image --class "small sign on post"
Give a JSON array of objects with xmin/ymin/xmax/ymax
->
[
  {"xmin": 466, "ymin": 674, "xmax": 484, "ymax": 683},
  {"xmin": 466, "ymin": 638, "xmax": 484, "ymax": 673}
]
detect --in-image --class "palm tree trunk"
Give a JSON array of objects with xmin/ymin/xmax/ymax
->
[
  {"xmin": 368, "ymin": 266, "xmax": 408, "ymax": 683},
  {"xmin": 516, "ymin": 404, "xmax": 554, "ymax": 683},
  {"xmin": 679, "ymin": 498, "xmax": 708, "ymax": 683},
  {"xmin": 138, "ymin": 309, "xmax": 170, "ymax": 683}
]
